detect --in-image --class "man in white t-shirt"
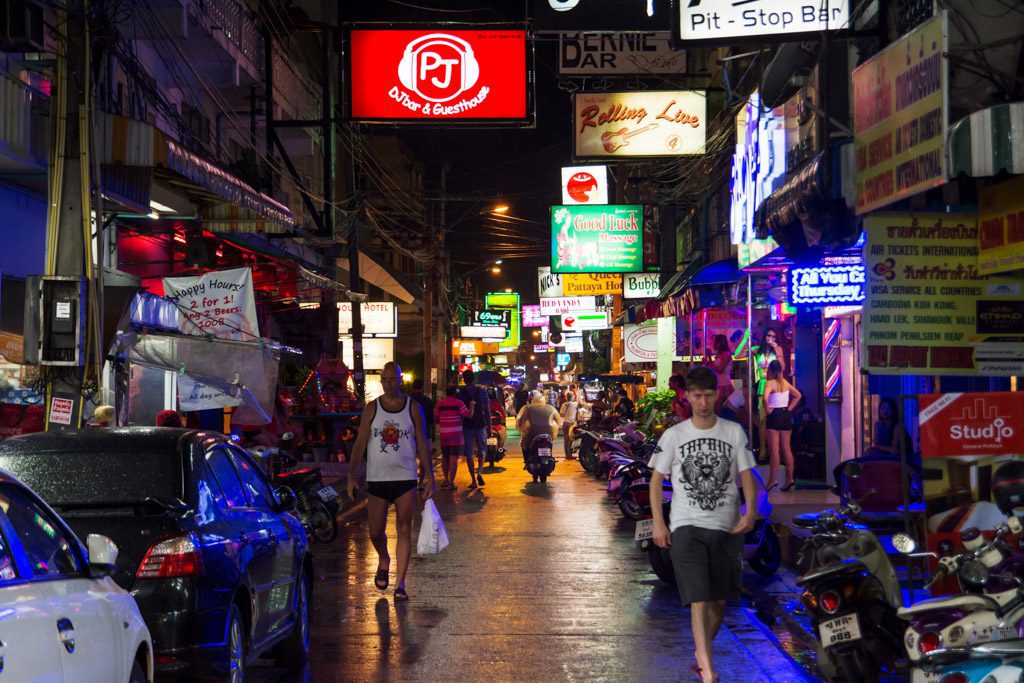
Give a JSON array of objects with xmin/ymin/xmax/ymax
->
[{"xmin": 649, "ymin": 366, "xmax": 756, "ymax": 683}]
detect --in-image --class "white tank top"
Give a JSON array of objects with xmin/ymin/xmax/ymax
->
[
  {"xmin": 767, "ymin": 387, "xmax": 790, "ymax": 409},
  {"xmin": 367, "ymin": 396, "xmax": 419, "ymax": 482}
]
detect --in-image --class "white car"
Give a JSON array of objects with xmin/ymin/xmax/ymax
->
[{"xmin": 0, "ymin": 469, "xmax": 152, "ymax": 682}]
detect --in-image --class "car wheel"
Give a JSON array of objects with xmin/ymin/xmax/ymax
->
[
  {"xmin": 128, "ymin": 657, "xmax": 146, "ymax": 683},
  {"xmin": 226, "ymin": 603, "xmax": 246, "ymax": 683},
  {"xmin": 278, "ymin": 571, "xmax": 310, "ymax": 666}
]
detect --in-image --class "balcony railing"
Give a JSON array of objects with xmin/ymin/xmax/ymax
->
[{"xmin": 199, "ymin": 0, "xmax": 265, "ymax": 76}]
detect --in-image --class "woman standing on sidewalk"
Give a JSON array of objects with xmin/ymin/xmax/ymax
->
[
  {"xmin": 346, "ymin": 362, "xmax": 434, "ymax": 602},
  {"xmin": 762, "ymin": 360, "xmax": 802, "ymax": 492}
]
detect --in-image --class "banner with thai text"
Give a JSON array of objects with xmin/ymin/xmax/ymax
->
[
  {"xmin": 863, "ymin": 213, "xmax": 1024, "ymax": 375},
  {"xmin": 852, "ymin": 13, "xmax": 947, "ymax": 214},
  {"xmin": 979, "ymin": 175, "xmax": 1024, "ymax": 276}
]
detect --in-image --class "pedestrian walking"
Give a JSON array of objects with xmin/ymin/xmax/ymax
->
[
  {"xmin": 434, "ymin": 385, "xmax": 471, "ymax": 489},
  {"xmin": 409, "ymin": 378, "xmax": 435, "ymax": 441},
  {"xmin": 457, "ymin": 370, "xmax": 489, "ymax": 486},
  {"xmin": 648, "ymin": 366, "xmax": 757, "ymax": 683},
  {"xmin": 346, "ymin": 362, "xmax": 434, "ymax": 602},
  {"xmin": 513, "ymin": 384, "xmax": 530, "ymax": 413},
  {"xmin": 559, "ymin": 392, "xmax": 578, "ymax": 459}
]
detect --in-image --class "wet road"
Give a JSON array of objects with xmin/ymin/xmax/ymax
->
[{"xmin": 258, "ymin": 434, "xmax": 817, "ymax": 682}]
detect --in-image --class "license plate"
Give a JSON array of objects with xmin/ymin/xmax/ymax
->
[
  {"xmin": 819, "ymin": 614, "xmax": 862, "ymax": 647},
  {"xmin": 911, "ymin": 669, "xmax": 940, "ymax": 683},
  {"xmin": 486, "ymin": 438, "xmax": 498, "ymax": 446},
  {"xmin": 538, "ymin": 448, "xmax": 552, "ymax": 458},
  {"xmin": 316, "ymin": 485, "xmax": 339, "ymax": 502},
  {"xmin": 635, "ymin": 518, "xmax": 654, "ymax": 541},
  {"xmin": 992, "ymin": 624, "xmax": 1018, "ymax": 641}
]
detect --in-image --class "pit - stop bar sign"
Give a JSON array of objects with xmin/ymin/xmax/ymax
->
[{"xmin": 678, "ymin": 0, "xmax": 850, "ymax": 43}]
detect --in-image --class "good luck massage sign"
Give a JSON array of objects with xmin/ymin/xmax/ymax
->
[{"xmin": 551, "ymin": 205, "xmax": 643, "ymax": 274}]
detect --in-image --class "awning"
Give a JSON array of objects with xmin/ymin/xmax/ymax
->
[
  {"xmin": 949, "ymin": 102, "xmax": 1024, "ymax": 177},
  {"xmin": 757, "ymin": 153, "xmax": 826, "ymax": 237},
  {"xmin": 336, "ymin": 250, "xmax": 419, "ymax": 306},
  {"xmin": 616, "ymin": 259, "xmax": 741, "ymax": 324},
  {"xmin": 96, "ymin": 111, "xmax": 294, "ymax": 231}
]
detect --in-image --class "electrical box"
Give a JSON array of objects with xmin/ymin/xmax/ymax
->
[
  {"xmin": 25, "ymin": 276, "xmax": 86, "ymax": 366},
  {"xmin": 0, "ymin": 0, "xmax": 44, "ymax": 52}
]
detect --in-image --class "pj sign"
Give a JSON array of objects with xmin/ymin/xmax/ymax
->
[{"xmin": 349, "ymin": 30, "xmax": 528, "ymax": 121}]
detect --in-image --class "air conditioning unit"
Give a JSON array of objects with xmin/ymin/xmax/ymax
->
[{"xmin": 1, "ymin": 0, "xmax": 44, "ymax": 53}]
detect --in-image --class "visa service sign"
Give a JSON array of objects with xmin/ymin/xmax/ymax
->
[{"xmin": 350, "ymin": 30, "xmax": 527, "ymax": 121}]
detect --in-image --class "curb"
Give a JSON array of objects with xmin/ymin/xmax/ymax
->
[{"xmin": 731, "ymin": 604, "xmax": 820, "ymax": 683}]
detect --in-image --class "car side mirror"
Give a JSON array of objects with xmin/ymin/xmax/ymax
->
[
  {"xmin": 86, "ymin": 534, "xmax": 119, "ymax": 577},
  {"xmin": 274, "ymin": 486, "xmax": 297, "ymax": 512}
]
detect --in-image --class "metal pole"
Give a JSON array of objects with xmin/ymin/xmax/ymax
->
[{"xmin": 348, "ymin": 124, "xmax": 365, "ymax": 401}]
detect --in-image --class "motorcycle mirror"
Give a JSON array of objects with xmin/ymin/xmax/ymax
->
[
  {"xmin": 892, "ymin": 533, "xmax": 917, "ymax": 554},
  {"xmin": 281, "ymin": 431, "xmax": 295, "ymax": 441},
  {"xmin": 845, "ymin": 462, "xmax": 863, "ymax": 478}
]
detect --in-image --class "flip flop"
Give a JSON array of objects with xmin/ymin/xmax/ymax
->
[
  {"xmin": 374, "ymin": 568, "xmax": 389, "ymax": 591},
  {"xmin": 394, "ymin": 586, "xmax": 409, "ymax": 602},
  {"xmin": 691, "ymin": 664, "xmax": 702, "ymax": 681}
]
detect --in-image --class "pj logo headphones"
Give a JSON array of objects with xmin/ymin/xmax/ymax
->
[{"xmin": 398, "ymin": 33, "xmax": 480, "ymax": 103}]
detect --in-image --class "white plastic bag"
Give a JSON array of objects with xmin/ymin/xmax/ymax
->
[{"xmin": 417, "ymin": 499, "xmax": 449, "ymax": 555}]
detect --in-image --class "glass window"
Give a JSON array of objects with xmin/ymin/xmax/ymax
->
[
  {"xmin": 0, "ymin": 523, "xmax": 19, "ymax": 582},
  {"xmin": 205, "ymin": 448, "xmax": 247, "ymax": 508},
  {"xmin": 0, "ymin": 486, "xmax": 79, "ymax": 578},
  {"xmin": 229, "ymin": 448, "xmax": 273, "ymax": 510}
]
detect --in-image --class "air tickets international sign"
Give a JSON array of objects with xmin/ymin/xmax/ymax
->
[
  {"xmin": 572, "ymin": 91, "xmax": 706, "ymax": 158},
  {"xmin": 852, "ymin": 13, "xmax": 947, "ymax": 214},
  {"xmin": 551, "ymin": 205, "xmax": 643, "ymax": 274},
  {"xmin": 863, "ymin": 213, "xmax": 1024, "ymax": 375},
  {"xmin": 349, "ymin": 30, "xmax": 527, "ymax": 121}
]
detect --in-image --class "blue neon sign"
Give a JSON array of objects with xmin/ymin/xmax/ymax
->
[{"xmin": 788, "ymin": 264, "xmax": 866, "ymax": 306}]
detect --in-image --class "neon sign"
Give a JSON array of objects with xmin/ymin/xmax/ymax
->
[
  {"xmin": 788, "ymin": 264, "xmax": 866, "ymax": 306},
  {"xmin": 730, "ymin": 92, "xmax": 786, "ymax": 246}
]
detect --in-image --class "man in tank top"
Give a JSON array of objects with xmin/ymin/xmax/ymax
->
[{"xmin": 347, "ymin": 362, "xmax": 433, "ymax": 601}]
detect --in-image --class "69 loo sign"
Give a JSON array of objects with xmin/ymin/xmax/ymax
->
[{"xmin": 350, "ymin": 30, "xmax": 528, "ymax": 121}]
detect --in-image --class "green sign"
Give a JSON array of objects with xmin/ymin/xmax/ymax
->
[
  {"xmin": 551, "ymin": 204, "xmax": 643, "ymax": 274},
  {"xmin": 485, "ymin": 292, "xmax": 520, "ymax": 347}
]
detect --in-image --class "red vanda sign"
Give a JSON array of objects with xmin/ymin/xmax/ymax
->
[
  {"xmin": 919, "ymin": 392, "xmax": 1024, "ymax": 458},
  {"xmin": 349, "ymin": 30, "xmax": 528, "ymax": 121}
]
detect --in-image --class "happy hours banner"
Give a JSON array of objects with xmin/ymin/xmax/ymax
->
[{"xmin": 163, "ymin": 267, "xmax": 259, "ymax": 341}]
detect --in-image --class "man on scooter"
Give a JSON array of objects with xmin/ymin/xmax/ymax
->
[
  {"xmin": 648, "ymin": 367, "xmax": 757, "ymax": 683},
  {"xmin": 516, "ymin": 391, "xmax": 561, "ymax": 464}
]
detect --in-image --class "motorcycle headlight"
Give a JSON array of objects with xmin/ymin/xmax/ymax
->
[{"xmin": 958, "ymin": 559, "xmax": 990, "ymax": 589}]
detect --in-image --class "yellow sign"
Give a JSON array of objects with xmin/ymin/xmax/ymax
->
[
  {"xmin": 863, "ymin": 213, "xmax": 1023, "ymax": 375},
  {"xmin": 979, "ymin": 175, "xmax": 1024, "ymax": 276},
  {"xmin": 852, "ymin": 13, "xmax": 947, "ymax": 214},
  {"xmin": 563, "ymin": 273, "xmax": 623, "ymax": 296},
  {"xmin": 452, "ymin": 340, "xmax": 501, "ymax": 356}
]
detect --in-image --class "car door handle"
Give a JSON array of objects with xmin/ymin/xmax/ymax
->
[{"xmin": 57, "ymin": 618, "xmax": 75, "ymax": 653}]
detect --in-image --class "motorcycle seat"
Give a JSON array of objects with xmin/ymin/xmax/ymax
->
[{"xmin": 898, "ymin": 592, "xmax": 1004, "ymax": 618}]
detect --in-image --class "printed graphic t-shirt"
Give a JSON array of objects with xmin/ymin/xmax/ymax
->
[
  {"xmin": 648, "ymin": 418, "xmax": 755, "ymax": 533},
  {"xmin": 367, "ymin": 397, "xmax": 419, "ymax": 483}
]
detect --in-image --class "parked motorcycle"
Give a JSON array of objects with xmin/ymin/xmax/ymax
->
[
  {"xmin": 918, "ymin": 635, "xmax": 1024, "ymax": 682},
  {"xmin": 794, "ymin": 463, "xmax": 907, "ymax": 683},
  {"xmin": 272, "ymin": 433, "xmax": 342, "ymax": 544},
  {"xmin": 575, "ymin": 428, "xmax": 602, "ymax": 473},
  {"xmin": 485, "ymin": 409, "xmax": 506, "ymax": 467},
  {"xmin": 523, "ymin": 432, "xmax": 556, "ymax": 483},
  {"xmin": 643, "ymin": 468, "xmax": 781, "ymax": 582},
  {"xmin": 894, "ymin": 516, "xmax": 1024, "ymax": 683}
]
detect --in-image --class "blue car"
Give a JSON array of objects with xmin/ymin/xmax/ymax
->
[{"xmin": 0, "ymin": 428, "xmax": 312, "ymax": 681}]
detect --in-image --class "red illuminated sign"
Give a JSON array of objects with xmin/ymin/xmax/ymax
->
[
  {"xmin": 350, "ymin": 30, "xmax": 528, "ymax": 121},
  {"xmin": 920, "ymin": 392, "xmax": 1024, "ymax": 458}
]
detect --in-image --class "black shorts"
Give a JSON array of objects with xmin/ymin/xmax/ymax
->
[
  {"xmin": 669, "ymin": 526, "xmax": 743, "ymax": 605},
  {"xmin": 366, "ymin": 479, "xmax": 418, "ymax": 504},
  {"xmin": 766, "ymin": 407, "xmax": 792, "ymax": 431}
]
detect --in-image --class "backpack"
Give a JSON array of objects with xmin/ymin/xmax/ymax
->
[{"xmin": 461, "ymin": 386, "xmax": 490, "ymax": 429}]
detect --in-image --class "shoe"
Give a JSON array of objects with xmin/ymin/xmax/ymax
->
[
  {"xmin": 477, "ymin": 474, "xmax": 485, "ymax": 486},
  {"xmin": 394, "ymin": 586, "xmax": 409, "ymax": 602},
  {"xmin": 766, "ymin": 482, "xmax": 779, "ymax": 492},
  {"xmin": 781, "ymin": 481, "xmax": 796, "ymax": 492},
  {"xmin": 467, "ymin": 483, "xmax": 478, "ymax": 491}
]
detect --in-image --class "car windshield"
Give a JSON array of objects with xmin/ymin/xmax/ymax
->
[{"xmin": 0, "ymin": 450, "xmax": 184, "ymax": 506}]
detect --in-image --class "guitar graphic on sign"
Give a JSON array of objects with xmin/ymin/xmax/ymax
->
[{"xmin": 600, "ymin": 123, "xmax": 659, "ymax": 153}]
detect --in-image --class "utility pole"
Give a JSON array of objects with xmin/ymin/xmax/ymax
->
[
  {"xmin": 39, "ymin": 0, "xmax": 97, "ymax": 430},
  {"xmin": 348, "ymin": 124, "xmax": 366, "ymax": 400}
]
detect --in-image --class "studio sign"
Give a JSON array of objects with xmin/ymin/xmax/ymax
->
[{"xmin": 788, "ymin": 265, "xmax": 866, "ymax": 306}]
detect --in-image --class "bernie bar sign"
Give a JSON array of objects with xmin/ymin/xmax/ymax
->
[{"xmin": 788, "ymin": 264, "xmax": 866, "ymax": 306}]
